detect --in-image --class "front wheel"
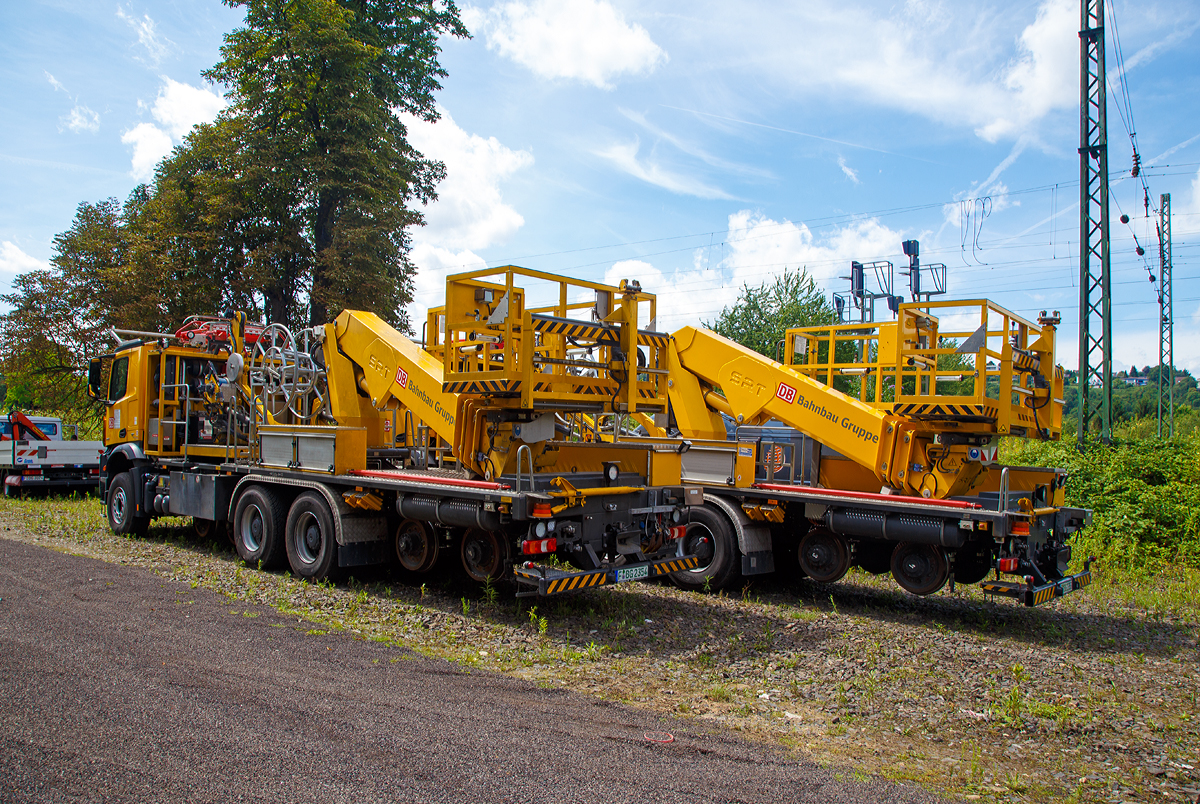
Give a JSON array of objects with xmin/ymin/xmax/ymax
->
[
  {"xmin": 107, "ymin": 471, "xmax": 149, "ymax": 536},
  {"xmin": 286, "ymin": 492, "xmax": 338, "ymax": 580},
  {"xmin": 671, "ymin": 503, "xmax": 739, "ymax": 592}
]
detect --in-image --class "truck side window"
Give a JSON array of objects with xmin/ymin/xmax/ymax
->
[{"xmin": 110, "ymin": 356, "xmax": 129, "ymax": 400}]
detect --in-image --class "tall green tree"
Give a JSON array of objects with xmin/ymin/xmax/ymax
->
[
  {"xmin": 706, "ymin": 267, "xmax": 834, "ymax": 359},
  {"xmin": 204, "ymin": 0, "xmax": 469, "ymax": 329}
]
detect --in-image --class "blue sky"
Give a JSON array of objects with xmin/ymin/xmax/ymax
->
[{"xmin": 2, "ymin": 0, "xmax": 1199, "ymax": 374}]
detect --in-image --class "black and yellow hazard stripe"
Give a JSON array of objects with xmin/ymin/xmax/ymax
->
[
  {"xmin": 637, "ymin": 330, "xmax": 671, "ymax": 349},
  {"xmin": 651, "ymin": 556, "xmax": 699, "ymax": 575},
  {"xmin": 545, "ymin": 571, "xmax": 609, "ymax": 595},
  {"xmin": 443, "ymin": 379, "xmax": 523, "ymax": 394},
  {"xmin": 1032, "ymin": 585, "xmax": 1057, "ymax": 605},
  {"xmin": 530, "ymin": 314, "xmax": 619, "ymax": 344}
]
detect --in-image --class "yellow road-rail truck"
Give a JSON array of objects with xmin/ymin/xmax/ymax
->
[
  {"xmin": 630, "ymin": 299, "xmax": 1093, "ymax": 606},
  {"xmin": 87, "ymin": 272, "xmax": 711, "ymax": 596}
]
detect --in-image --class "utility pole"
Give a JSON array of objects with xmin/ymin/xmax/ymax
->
[
  {"xmin": 1158, "ymin": 193, "xmax": 1174, "ymax": 438},
  {"xmin": 1078, "ymin": 0, "xmax": 1113, "ymax": 447}
]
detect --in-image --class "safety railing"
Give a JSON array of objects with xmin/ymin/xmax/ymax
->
[
  {"xmin": 439, "ymin": 266, "xmax": 670, "ymax": 414},
  {"xmin": 786, "ymin": 300, "xmax": 1062, "ymax": 438}
]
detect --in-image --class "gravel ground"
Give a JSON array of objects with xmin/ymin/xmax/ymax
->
[
  {"xmin": 2, "ymin": 497, "xmax": 1198, "ymax": 803},
  {"xmin": 0, "ymin": 538, "xmax": 931, "ymax": 804}
]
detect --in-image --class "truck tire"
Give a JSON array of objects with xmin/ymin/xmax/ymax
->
[
  {"xmin": 233, "ymin": 486, "xmax": 287, "ymax": 569},
  {"xmin": 286, "ymin": 492, "xmax": 338, "ymax": 581},
  {"xmin": 671, "ymin": 503, "xmax": 738, "ymax": 592},
  {"xmin": 107, "ymin": 471, "xmax": 149, "ymax": 536}
]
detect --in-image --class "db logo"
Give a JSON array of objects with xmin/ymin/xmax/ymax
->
[
  {"xmin": 776, "ymin": 382, "xmax": 797, "ymax": 404},
  {"xmin": 395, "ymin": 366, "xmax": 409, "ymax": 388}
]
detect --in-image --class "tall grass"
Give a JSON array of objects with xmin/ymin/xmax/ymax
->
[{"xmin": 1003, "ymin": 424, "xmax": 1200, "ymax": 577}]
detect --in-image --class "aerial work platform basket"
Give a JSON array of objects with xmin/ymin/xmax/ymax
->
[{"xmin": 785, "ymin": 300, "xmax": 1064, "ymax": 439}]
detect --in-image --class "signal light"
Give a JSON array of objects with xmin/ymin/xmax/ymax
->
[
  {"xmin": 1010, "ymin": 521, "xmax": 1030, "ymax": 536},
  {"xmin": 531, "ymin": 503, "xmax": 553, "ymax": 518},
  {"xmin": 669, "ymin": 525, "xmax": 686, "ymax": 540},
  {"xmin": 997, "ymin": 557, "xmax": 1019, "ymax": 573},
  {"xmin": 521, "ymin": 538, "xmax": 556, "ymax": 555}
]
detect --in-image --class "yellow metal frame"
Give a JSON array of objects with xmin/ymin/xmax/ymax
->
[
  {"xmin": 439, "ymin": 266, "xmax": 669, "ymax": 414},
  {"xmin": 785, "ymin": 300, "xmax": 1062, "ymax": 438}
]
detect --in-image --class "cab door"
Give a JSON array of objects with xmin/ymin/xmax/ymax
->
[{"xmin": 105, "ymin": 348, "xmax": 144, "ymax": 445}]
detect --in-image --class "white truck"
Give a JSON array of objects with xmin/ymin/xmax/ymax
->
[{"xmin": 0, "ymin": 412, "xmax": 103, "ymax": 497}]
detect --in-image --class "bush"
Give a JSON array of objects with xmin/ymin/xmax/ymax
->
[{"xmin": 1003, "ymin": 429, "xmax": 1200, "ymax": 574}]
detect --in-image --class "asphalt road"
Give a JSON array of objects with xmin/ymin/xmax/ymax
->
[{"xmin": 0, "ymin": 538, "xmax": 936, "ymax": 803}]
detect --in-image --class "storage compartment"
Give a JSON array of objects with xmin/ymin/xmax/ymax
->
[{"xmin": 168, "ymin": 472, "xmax": 234, "ymax": 520}]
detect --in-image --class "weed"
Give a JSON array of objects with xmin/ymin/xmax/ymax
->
[
  {"xmin": 538, "ymin": 616, "xmax": 548, "ymax": 636},
  {"xmin": 707, "ymin": 684, "xmax": 733, "ymax": 702},
  {"xmin": 461, "ymin": 597, "xmax": 470, "ymax": 616},
  {"xmin": 483, "ymin": 577, "xmax": 498, "ymax": 605},
  {"xmin": 1002, "ymin": 685, "xmax": 1024, "ymax": 724}
]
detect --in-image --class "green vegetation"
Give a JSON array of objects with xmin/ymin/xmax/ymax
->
[
  {"xmin": 1004, "ymin": 423, "xmax": 1200, "ymax": 574},
  {"xmin": 706, "ymin": 267, "xmax": 834, "ymax": 359}
]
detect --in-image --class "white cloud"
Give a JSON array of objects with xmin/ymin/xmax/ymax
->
[
  {"xmin": 403, "ymin": 107, "xmax": 533, "ymax": 251},
  {"xmin": 716, "ymin": 0, "xmax": 1080, "ymax": 144},
  {"xmin": 981, "ymin": 0, "xmax": 1077, "ymax": 141},
  {"xmin": 121, "ymin": 79, "xmax": 225, "ymax": 180},
  {"xmin": 466, "ymin": 0, "xmax": 666, "ymax": 89},
  {"xmin": 45, "ymin": 72, "xmax": 67, "ymax": 93},
  {"xmin": 408, "ymin": 243, "xmax": 489, "ymax": 335},
  {"xmin": 61, "ymin": 105, "xmax": 100, "ymax": 134},
  {"xmin": 121, "ymin": 122, "xmax": 174, "ymax": 181},
  {"xmin": 0, "ymin": 242, "xmax": 50, "ymax": 277},
  {"xmin": 402, "ymin": 108, "xmax": 533, "ymax": 324},
  {"xmin": 150, "ymin": 78, "xmax": 225, "ymax": 139},
  {"xmin": 595, "ymin": 139, "xmax": 733, "ymax": 199},
  {"xmin": 602, "ymin": 211, "xmax": 906, "ymax": 333},
  {"xmin": 117, "ymin": 6, "xmax": 171, "ymax": 65},
  {"xmin": 837, "ymin": 156, "xmax": 860, "ymax": 184}
]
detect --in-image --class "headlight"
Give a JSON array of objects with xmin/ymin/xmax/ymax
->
[
  {"xmin": 546, "ymin": 519, "xmax": 556, "ymax": 532},
  {"xmin": 671, "ymin": 508, "xmax": 681, "ymax": 523},
  {"xmin": 606, "ymin": 464, "xmax": 619, "ymax": 482},
  {"xmin": 534, "ymin": 521, "xmax": 547, "ymax": 538}
]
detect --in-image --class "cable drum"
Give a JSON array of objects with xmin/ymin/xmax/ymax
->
[{"xmin": 248, "ymin": 323, "xmax": 326, "ymax": 420}]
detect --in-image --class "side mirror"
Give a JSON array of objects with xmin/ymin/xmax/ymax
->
[{"xmin": 86, "ymin": 358, "xmax": 102, "ymax": 400}]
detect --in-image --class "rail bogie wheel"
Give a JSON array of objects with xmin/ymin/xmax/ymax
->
[
  {"xmin": 286, "ymin": 492, "xmax": 339, "ymax": 580},
  {"xmin": 395, "ymin": 519, "xmax": 439, "ymax": 573},
  {"xmin": 891, "ymin": 542, "xmax": 951, "ymax": 596},
  {"xmin": 798, "ymin": 528, "xmax": 850, "ymax": 584},
  {"xmin": 193, "ymin": 518, "xmax": 229, "ymax": 543},
  {"xmin": 460, "ymin": 528, "xmax": 506, "ymax": 583},
  {"xmin": 670, "ymin": 503, "xmax": 739, "ymax": 592},
  {"xmin": 233, "ymin": 485, "xmax": 287, "ymax": 569},
  {"xmin": 107, "ymin": 471, "xmax": 149, "ymax": 536},
  {"xmin": 952, "ymin": 540, "xmax": 993, "ymax": 585},
  {"xmin": 853, "ymin": 541, "xmax": 892, "ymax": 576}
]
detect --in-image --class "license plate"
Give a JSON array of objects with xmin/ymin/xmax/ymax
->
[
  {"xmin": 1058, "ymin": 578, "xmax": 1073, "ymax": 595},
  {"xmin": 616, "ymin": 565, "xmax": 649, "ymax": 583}
]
